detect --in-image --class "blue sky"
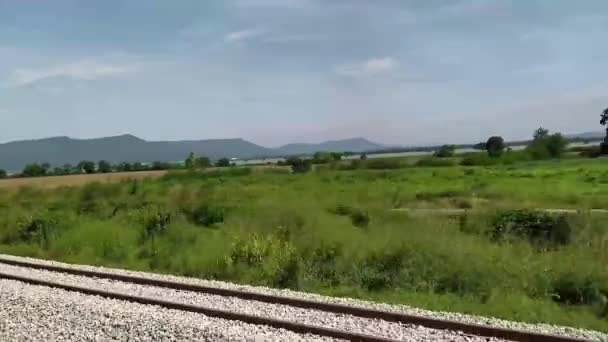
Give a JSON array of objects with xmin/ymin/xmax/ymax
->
[{"xmin": 0, "ymin": 0, "xmax": 606, "ymax": 147}]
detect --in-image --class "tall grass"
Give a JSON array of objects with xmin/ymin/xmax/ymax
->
[{"xmin": 0, "ymin": 161, "xmax": 607, "ymax": 331}]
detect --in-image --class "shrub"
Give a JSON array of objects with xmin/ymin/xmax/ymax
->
[
  {"xmin": 435, "ymin": 271, "xmax": 488, "ymax": 298},
  {"xmin": 128, "ymin": 206, "xmax": 172, "ymax": 241},
  {"xmin": 433, "ymin": 145, "xmax": 456, "ymax": 158},
  {"xmin": 228, "ymin": 234, "xmax": 300, "ymax": 288},
  {"xmin": 303, "ymin": 242, "xmax": 343, "ymax": 285},
  {"xmin": 215, "ymin": 158, "xmax": 231, "ymax": 167},
  {"xmin": 16, "ymin": 213, "xmax": 60, "ymax": 249},
  {"xmin": 187, "ymin": 205, "xmax": 226, "ymax": 227},
  {"xmin": 78, "ymin": 182, "xmax": 121, "ymax": 215},
  {"xmin": 286, "ymin": 157, "xmax": 312, "ymax": 174},
  {"xmin": 578, "ymin": 146, "xmax": 602, "ymax": 158},
  {"xmin": 551, "ymin": 273, "xmax": 603, "ymax": 306},
  {"xmin": 491, "ymin": 210, "xmax": 572, "ymax": 247},
  {"xmin": 358, "ymin": 248, "xmax": 404, "ymax": 291},
  {"xmin": 330, "ymin": 205, "xmax": 370, "ymax": 228}
]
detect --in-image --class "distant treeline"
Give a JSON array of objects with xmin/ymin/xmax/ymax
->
[
  {"xmin": 0, "ymin": 154, "xmax": 235, "ymax": 179},
  {"xmin": 361, "ymin": 136, "xmax": 601, "ymax": 156}
]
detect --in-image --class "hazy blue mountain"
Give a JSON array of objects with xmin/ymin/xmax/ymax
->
[
  {"xmin": 0, "ymin": 135, "xmax": 385, "ymax": 171},
  {"xmin": 275, "ymin": 138, "xmax": 385, "ymax": 155}
]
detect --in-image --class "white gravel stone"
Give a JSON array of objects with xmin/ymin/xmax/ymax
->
[
  {"xmin": 1, "ymin": 254, "xmax": 606, "ymax": 341},
  {"xmin": 0, "ymin": 278, "xmax": 329, "ymax": 342},
  {"xmin": 0, "ymin": 263, "xmax": 496, "ymax": 342}
]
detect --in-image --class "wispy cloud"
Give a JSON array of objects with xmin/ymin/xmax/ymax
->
[
  {"xmin": 437, "ymin": 0, "xmax": 512, "ymax": 18},
  {"xmin": 336, "ymin": 58, "xmax": 399, "ymax": 78},
  {"xmin": 7, "ymin": 60, "xmax": 139, "ymax": 87},
  {"xmin": 225, "ymin": 29, "xmax": 266, "ymax": 43},
  {"xmin": 262, "ymin": 34, "xmax": 324, "ymax": 44}
]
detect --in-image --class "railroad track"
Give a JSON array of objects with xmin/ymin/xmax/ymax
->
[{"xmin": 0, "ymin": 255, "xmax": 596, "ymax": 342}]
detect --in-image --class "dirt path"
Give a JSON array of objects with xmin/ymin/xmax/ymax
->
[{"xmin": 390, "ymin": 208, "xmax": 608, "ymax": 214}]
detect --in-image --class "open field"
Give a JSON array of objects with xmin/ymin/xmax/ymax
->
[
  {"xmin": 0, "ymin": 170, "xmax": 169, "ymax": 189},
  {"xmin": 0, "ymin": 158, "xmax": 607, "ymax": 332}
]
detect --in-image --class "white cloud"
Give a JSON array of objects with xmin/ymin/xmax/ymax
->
[
  {"xmin": 225, "ymin": 29, "xmax": 266, "ymax": 43},
  {"xmin": 262, "ymin": 34, "xmax": 324, "ymax": 44},
  {"xmin": 336, "ymin": 58, "xmax": 399, "ymax": 78},
  {"xmin": 7, "ymin": 60, "xmax": 139, "ymax": 87}
]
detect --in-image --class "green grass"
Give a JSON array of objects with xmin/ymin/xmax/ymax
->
[{"xmin": 1, "ymin": 160, "xmax": 608, "ymax": 331}]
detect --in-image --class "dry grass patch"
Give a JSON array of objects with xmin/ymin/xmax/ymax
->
[{"xmin": 0, "ymin": 171, "xmax": 168, "ymax": 189}]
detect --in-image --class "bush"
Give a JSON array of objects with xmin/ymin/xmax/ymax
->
[
  {"xmin": 127, "ymin": 206, "xmax": 172, "ymax": 241},
  {"xmin": 286, "ymin": 157, "xmax": 312, "ymax": 174},
  {"xmin": 303, "ymin": 242, "xmax": 343, "ymax": 285},
  {"xmin": 17, "ymin": 215, "xmax": 58, "ymax": 248},
  {"xmin": 552, "ymin": 274, "xmax": 603, "ymax": 306},
  {"xmin": 187, "ymin": 205, "xmax": 226, "ymax": 227},
  {"xmin": 491, "ymin": 210, "xmax": 572, "ymax": 247},
  {"xmin": 435, "ymin": 271, "xmax": 488, "ymax": 298},
  {"xmin": 228, "ymin": 234, "xmax": 300, "ymax": 288},
  {"xmin": 358, "ymin": 248, "xmax": 404, "ymax": 291},
  {"xmin": 330, "ymin": 205, "xmax": 370, "ymax": 228},
  {"xmin": 215, "ymin": 158, "xmax": 231, "ymax": 167},
  {"xmin": 578, "ymin": 146, "xmax": 602, "ymax": 158},
  {"xmin": 433, "ymin": 145, "xmax": 456, "ymax": 158}
]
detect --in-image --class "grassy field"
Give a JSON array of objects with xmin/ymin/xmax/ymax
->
[
  {"xmin": 0, "ymin": 170, "xmax": 168, "ymax": 189},
  {"xmin": 0, "ymin": 159, "xmax": 607, "ymax": 331}
]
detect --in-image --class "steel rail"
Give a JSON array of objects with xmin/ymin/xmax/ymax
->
[{"xmin": 0, "ymin": 256, "xmax": 593, "ymax": 342}]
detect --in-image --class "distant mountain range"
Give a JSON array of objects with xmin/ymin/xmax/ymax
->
[
  {"xmin": 0, "ymin": 135, "xmax": 386, "ymax": 171},
  {"xmin": 1, "ymin": 131, "xmax": 603, "ymax": 172}
]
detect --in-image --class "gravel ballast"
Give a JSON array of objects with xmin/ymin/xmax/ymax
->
[
  {"xmin": 0, "ymin": 278, "xmax": 330, "ymax": 342},
  {"xmin": 0, "ymin": 262, "xmax": 497, "ymax": 342},
  {"xmin": 0, "ymin": 254, "xmax": 605, "ymax": 341}
]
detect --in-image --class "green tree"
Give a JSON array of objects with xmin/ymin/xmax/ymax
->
[
  {"xmin": 185, "ymin": 152, "xmax": 196, "ymax": 169},
  {"xmin": 312, "ymin": 152, "xmax": 333, "ymax": 164},
  {"xmin": 195, "ymin": 156, "xmax": 211, "ymax": 169},
  {"xmin": 486, "ymin": 136, "xmax": 506, "ymax": 158},
  {"xmin": 544, "ymin": 133, "xmax": 568, "ymax": 158},
  {"xmin": 51, "ymin": 167, "xmax": 64, "ymax": 176},
  {"xmin": 98, "ymin": 160, "xmax": 112, "ymax": 173},
  {"xmin": 215, "ymin": 158, "xmax": 231, "ymax": 167},
  {"xmin": 601, "ymin": 108, "xmax": 608, "ymax": 154},
  {"xmin": 330, "ymin": 152, "xmax": 343, "ymax": 161},
  {"xmin": 133, "ymin": 162, "xmax": 148, "ymax": 171},
  {"xmin": 360, "ymin": 153, "xmax": 368, "ymax": 160},
  {"xmin": 433, "ymin": 145, "xmax": 456, "ymax": 158},
  {"xmin": 0, "ymin": 169, "xmax": 7, "ymax": 179},
  {"xmin": 62, "ymin": 164, "xmax": 73, "ymax": 175},
  {"xmin": 151, "ymin": 161, "xmax": 171, "ymax": 170},
  {"xmin": 116, "ymin": 162, "xmax": 133, "ymax": 172},
  {"xmin": 78, "ymin": 161, "xmax": 96, "ymax": 174},
  {"xmin": 527, "ymin": 129, "xmax": 568, "ymax": 159},
  {"xmin": 286, "ymin": 157, "xmax": 311, "ymax": 173},
  {"xmin": 533, "ymin": 127, "xmax": 549, "ymax": 141},
  {"xmin": 22, "ymin": 163, "xmax": 47, "ymax": 177}
]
